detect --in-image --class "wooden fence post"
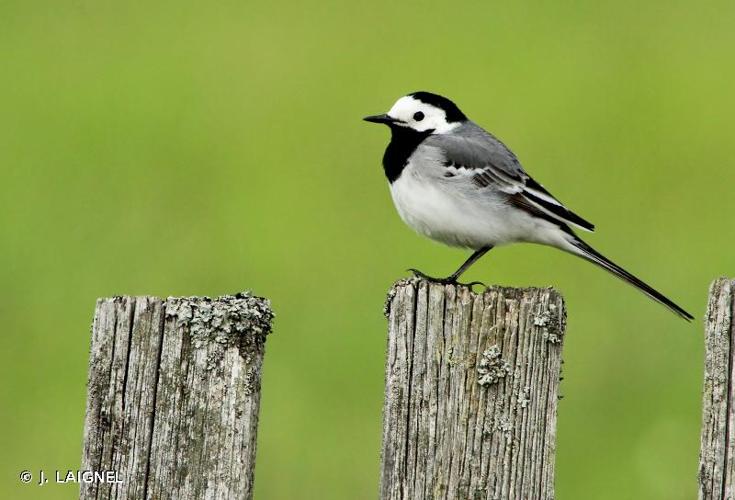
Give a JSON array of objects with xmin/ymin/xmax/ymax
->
[
  {"xmin": 381, "ymin": 278, "xmax": 566, "ymax": 500},
  {"xmin": 80, "ymin": 292, "xmax": 273, "ymax": 500},
  {"xmin": 699, "ymin": 277, "xmax": 735, "ymax": 500}
]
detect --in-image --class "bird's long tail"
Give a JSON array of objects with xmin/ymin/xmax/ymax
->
[{"xmin": 566, "ymin": 237, "xmax": 693, "ymax": 321}]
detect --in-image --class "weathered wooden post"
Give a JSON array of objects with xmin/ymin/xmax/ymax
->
[
  {"xmin": 381, "ymin": 278, "xmax": 566, "ymax": 500},
  {"xmin": 80, "ymin": 292, "xmax": 273, "ymax": 500},
  {"xmin": 698, "ymin": 277, "xmax": 735, "ymax": 500}
]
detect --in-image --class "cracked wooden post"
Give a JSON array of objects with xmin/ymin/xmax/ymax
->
[
  {"xmin": 698, "ymin": 277, "xmax": 735, "ymax": 500},
  {"xmin": 80, "ymin": 292, "xmax": 273, "ymax": 500},
  {"xmin": 380, "ymin": 278, "xmax": 566, "ymax": 500}
]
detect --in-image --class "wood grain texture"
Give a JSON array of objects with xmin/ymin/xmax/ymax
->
[
  {"xmin": 699, "ymin": 278, "xmax": 735, "ymax": 500},
  {"xmin": 80, "ymin": 293, "xmax": 273, "ymax": 500},
  {"xmin": 381, "ymin": 279, "xmax": 566, "ymax": 500}
]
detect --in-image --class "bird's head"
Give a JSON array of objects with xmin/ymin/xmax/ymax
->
[{"xmin": 363, "ymin": 91, "xmax": 467, "ymax": 135}]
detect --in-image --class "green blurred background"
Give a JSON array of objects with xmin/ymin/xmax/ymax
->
[{"xmin": 1, "ymin": 1, "xmax": 733, "ymax": 498}]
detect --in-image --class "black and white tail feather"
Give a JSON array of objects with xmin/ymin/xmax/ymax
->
[
  {"xmin": 514, "ymin": 174, "xmax": 692, "ymax": 320},
  {"xmin": 567, "ymin": 237, "xmax": 693, "ymax": 320}
]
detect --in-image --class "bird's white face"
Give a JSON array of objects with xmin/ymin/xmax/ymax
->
[{"xmin": 387, "ymin": 96, "xmax": 460, "ymax": 134}]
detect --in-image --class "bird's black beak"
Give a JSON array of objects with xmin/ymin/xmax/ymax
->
[{"xmin": 363, "ymin": 113, "xmax": 396, "ymax": 125}]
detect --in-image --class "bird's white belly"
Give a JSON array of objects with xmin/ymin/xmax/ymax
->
[
  {"xmin": 389, "ymin": 170, "xmax": 569, "ymax": 250},
  {"xmin": 390, "ymin": 172, "xmax": 512, "ymax": 249}
]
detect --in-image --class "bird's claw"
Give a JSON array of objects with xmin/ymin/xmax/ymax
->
[
  {"xmin": 407, "ymin": 269, "xmax": 487, "ymax": 290},
  {"xmin": 407, "ymin": 268, "xmax": 443, "ymax": 282}
]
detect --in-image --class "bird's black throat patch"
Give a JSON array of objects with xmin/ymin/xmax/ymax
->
[{"xmin": 383, "ymin": 125, "xmax": 433, "ymax": 183}]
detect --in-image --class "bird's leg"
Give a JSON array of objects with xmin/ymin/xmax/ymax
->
[
  {"xmin": 447, "ymin": 246, "xmax": 493, "ymax": 281},
  {"xmin": 409, "ymin": 246, "xmax": 493, "ymax": 287}
]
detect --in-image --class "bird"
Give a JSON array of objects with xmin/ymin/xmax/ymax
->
[{"xmin": 364, "ymin": 91, "xmax": 693, "ymax": 321}]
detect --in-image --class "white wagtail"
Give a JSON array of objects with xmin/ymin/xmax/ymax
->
[{"xmin": 364, "ymin": 91, "xmax": 692, "ymax": 320}]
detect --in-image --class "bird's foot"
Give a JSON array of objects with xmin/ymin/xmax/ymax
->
[{"xmin": 407, "ymin": 268, "xmax": 486, "ymax": 289}]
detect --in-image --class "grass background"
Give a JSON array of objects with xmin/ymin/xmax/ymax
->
[{"xmin": 1, "ymin": 1, "xmax": 733, "ymax": 498}]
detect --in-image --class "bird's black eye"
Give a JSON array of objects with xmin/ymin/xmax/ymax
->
[{"xmin": 413, "ymin": 111, "xmax": 425, "ymax": 121}]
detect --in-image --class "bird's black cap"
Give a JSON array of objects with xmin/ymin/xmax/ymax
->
[{"xmin": 409, "ymin": 91, "xmax": 467, "ymax": 123}]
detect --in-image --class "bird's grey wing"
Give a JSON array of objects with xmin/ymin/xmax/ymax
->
[{"xmin": 425, "ymin": 129, "xmax": 595, "ymax": 232}]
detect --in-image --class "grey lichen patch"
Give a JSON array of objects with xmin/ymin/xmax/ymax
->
[
  {"xmin": 533, "ymin": 311, "xmax": 551, "ymax": 328},
  {"xmin": 165, "ymin": 292, "xmax": 274, "ymax": 358},
  {"xmin": 534, "ymin": 302, "xmax": 565, "ymax": 344},
  {"xmin": 494, "ymin": 417, "xmax": 514, "ymax": 441},
  {"xmin": 243, "ymin": 366, "xmax": 259, "ymax": 396},
  {"xmin": 477, "ymin": 345, "xmax": 511, "ymax": 386},
  {"xmin": 517, "ymin": 385, "xmax": 531, "ymax": 409}
]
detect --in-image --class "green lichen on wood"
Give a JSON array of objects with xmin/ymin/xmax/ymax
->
[
  {"xmin": 477, "ymin": 345, "xmax": 511, "ymax": 386},
  {"xmin": 165, "ymin": 292, "xmax": 274, "ymax": 357}
]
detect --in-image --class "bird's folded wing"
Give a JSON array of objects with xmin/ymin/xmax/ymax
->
[{"xmin": 427, "ymin": 133, "xmax": 595, "ymax": 232}]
